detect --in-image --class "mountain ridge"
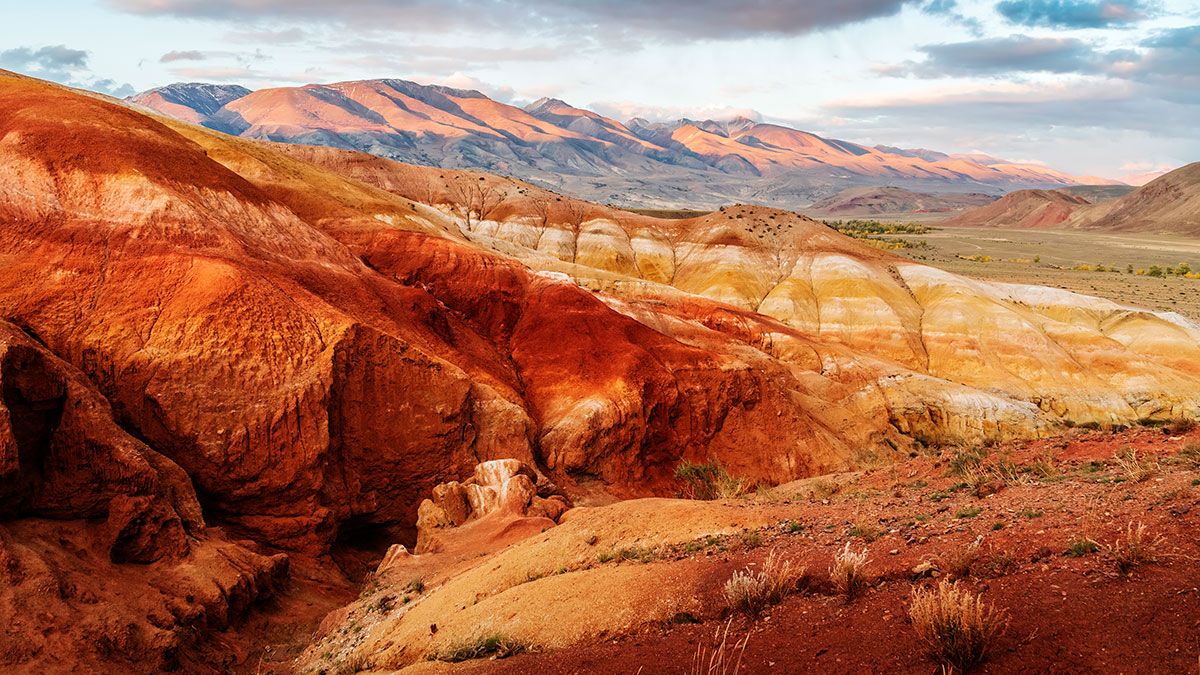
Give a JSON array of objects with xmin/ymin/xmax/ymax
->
[{"xmin": 127, "ymin": 78, "xmax": 1119, "ymax": 208}]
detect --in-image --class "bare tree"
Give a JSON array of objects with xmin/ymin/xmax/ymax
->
[
  {"xmin": 447, "ymin": 175, "xmax": 505, "ymax": 234},
  {"xmin": 562, "ymin": 199, "xmax": 589, "ymax": 264},
  {"xmin": 528, "ymin": 194, "xmax": 552, "ymax": 251}
]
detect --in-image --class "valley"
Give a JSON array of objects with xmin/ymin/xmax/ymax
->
[{"xmin": 887, "ymin": 226, "xmax": 1200, "ymax": 321}]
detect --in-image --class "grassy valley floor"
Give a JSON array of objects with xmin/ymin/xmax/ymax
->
[{"xmin": 884, "ymin": 227, "xmax": 1200, "ymax": 321}]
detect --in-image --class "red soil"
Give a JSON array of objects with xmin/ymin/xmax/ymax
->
[{"xmin": 457, "ymin": 426, "xmax": 1200, "ymax": 673}]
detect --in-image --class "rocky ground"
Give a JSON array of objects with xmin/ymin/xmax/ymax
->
[{"xmin": 300, "ymin": 424, "xmax": 1200, "ymax": 673}]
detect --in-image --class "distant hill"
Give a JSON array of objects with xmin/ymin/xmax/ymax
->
[
  {"xmin": 805, "ymin": 186, "xmax": 996, "ymax": 218},
  {"xmin": 942, "ymin": 189, "xmax": 1091, "ymax": 228},
  {"xmin": 127, "ymin": 79, "xmax": 1115, "ymax": 209},
  {"xmin": 1056, "ymin": 185, "xmax": 1136, "ymax": 203},
  {"xmin": 942, "ymin": 164, "xmax": 1200, "ymax": 235},
  {"xmin": 1079, "ymin": 162, "xmax": 1200, "ymax": 235}
]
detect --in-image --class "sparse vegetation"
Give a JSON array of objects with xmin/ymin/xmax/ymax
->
[
  {"xmin": 823, "ymin": 219, "xmax": 931, "ymax": 250},
  {"xmin": 431, "ymin": 633, "xmax": 528, "ymax": 662},
  {"xmin": 675, "ymin": 460, "xmax": 745, "ymax": 500},
  {"xmin": 1114, "ymin": 448, "xmax": 1158, "ymax": 483},
  {"xmin": 1064, "ymin": 535, "xmax": 1100, "ymax": 557},
  {"xmin": 948, "ymin": 447, "xmax": 987, "ymax": 477},
  {"xmin": 909, "ymin": 581, "xmax": 1008, "ymax": 671},
  {"xmin": 955, "ymin": 506, "xmax": 982, "ymax": 519},
  {"xmin": 1104, "ymin": 522, "xmax": 1164, "ymax": 576},
  {"xmin": 831, "ymin": 543, "xmax": 870, "ymax": 600},
  {"xmin": 690, "ymin": 619, "xmax": 749, "ymax": 675},
  {"xmin": 723, "ymin": 549, "xmax": 807, "ymax": 617},
  {"xmin": 1173, "ymin": 443, "xmax": 1200, "ymax": 468},
  {"xmin": 940, "ymin": 538, "xmax": 982, "ymax": 579}
]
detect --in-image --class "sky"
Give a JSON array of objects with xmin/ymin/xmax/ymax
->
[{"xmin": 1, "ymin": 0, "xmax": 1197, "ymax": 182}]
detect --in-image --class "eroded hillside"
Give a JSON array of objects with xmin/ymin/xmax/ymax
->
[{"xmin": 0, "ymin": 71, "xmax": 1198, "ymax": 672}]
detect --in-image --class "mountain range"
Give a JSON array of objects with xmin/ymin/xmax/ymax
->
[{"xmin": 127, "ymin": 79, "xmax": 1117, "ymax": 209}]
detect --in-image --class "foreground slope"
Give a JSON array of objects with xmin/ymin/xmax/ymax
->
[
  {"xmin": 1, "ymin": 71, "xmax": 1197, "ymax": 671},
  {"xmin": 309, "ymin": 426, "xmax": 1200, "ymax": 673}
]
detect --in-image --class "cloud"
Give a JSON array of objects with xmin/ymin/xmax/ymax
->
[
  {"xmin": 590, "ymin": 100, "xmax": 763, "ymax": 124},
  {"xmin": 110, "ymin": 0, "xmax": 920, "ymax": 40},
  {"xmin": 0, "ymin": 45, "xmax": 88, "ymax": 75},
  {"xmin": 225, "ymin": 27, "xmax": 309, "ymax": 44},
  {"xmin": 883, "ymin": 35, "xmax": 1104, "ymax": 77},
  {"xmin": 431, "ymin": 72, "xmax": 519, "ymax": 103},
  {"xmin": 160, "ymin": 50, "xmax": 207, "ymax": 63},
  {"xmin": 0, "ymin": 44, "xmax": 135, "ymax": 97},
  {"xmin": 994, "ymin": 0, "xmax": 1152, "ymax": 28}
]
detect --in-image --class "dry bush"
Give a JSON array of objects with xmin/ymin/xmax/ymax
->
[
  {"xmin": 431, "ymin": 633, "xmax": 528, "ymax": 662},
  {"xmin": 690, "ymin": 618, "xmax": 749, "ymax": 675},
  {"xmin": 1114, "ymin": 448, "xmax": 1158, "ymax": 483},
  {"xmin": 1165, "ymin": 418, "xmax": 1196, "ymax": 435},
  {"xmin": 939, "ymin": 537, "xmax": 982, "ymax": 579},
  {"xmin": 909, "ymin": 581, "xmax": 1008, "ymax": 671},
  {"xmin": 1174, "ymin": 443, "xmax": 1200, "ymax": 469},
  {"xmin": 831, "ymin": 542, "xmax": 870, "ymax": 600},
  {"xmin": 676, "ymin": 460, "xmax": 745, "ymax": 500},
  {"xmin": 1104, "ymin": 521, "xmax": 1164, "ymax": 576},
  {"xmin": 723, "ymin": 549, "xmax": 807, "ymax": 616}
]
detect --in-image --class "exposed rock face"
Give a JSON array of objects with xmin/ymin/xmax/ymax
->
[
  {"xmin": 415, "ymin": 459, "xmax": 570, "ymax": 552},
  {"xmin": 0, "ymin": 320, "xmax": 287, "ymax": 672}
]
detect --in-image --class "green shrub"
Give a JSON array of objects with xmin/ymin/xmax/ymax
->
[{"xmin": 675, "ymin": 460, "xmax": 745, "ymax": 500}]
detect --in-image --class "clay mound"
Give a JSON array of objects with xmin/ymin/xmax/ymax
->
[
  {"xmin": 1077, "ymin": 162, "xmax": 1200, "ymax": 235},
  {"xmin": 806, "ymin": 186, "xmax": 996, "ymax": 216},
  {"xmin": 942, "ymin": 189, "xmax": 1092, "ymax": 228}
]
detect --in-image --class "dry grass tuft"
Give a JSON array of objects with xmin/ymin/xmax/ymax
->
[
  {"xmin": 690, "ymin": 618, "xmax": 749, "ymax": 675},
  {"xmin": 909, "ymin": 581, "xmax": 1008, "ymax": 671},
  {"xmin": 430, "ymin": 633, "xmax": 528, "ymax": 662},
  {"xmin": 830, "ymin": 542, "xmax": 870, "ymax": 600},
  {"xmin": 939, "ymin": 537, "xmax": 982, "ymax": 579},
  {"xmin": 1114, "ymin": 448, "xmax": 1158, "ymax": 483},
  {"xmin": 1104, "ymin": 521, "xmax": 1164, "ymax": 576},
  {"xmin": 723, "ymin": 549, "xmax": 807, "ymax": 616},
  {"xmin": 676, "ymin": 460, "xmax": 745, "ymax": 500}
]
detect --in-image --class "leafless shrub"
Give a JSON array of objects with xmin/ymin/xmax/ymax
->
[
  {"xmin": 1104, "ymin": 521, "xmax": 1164, "ymax": 576},
  {"xmin": 909, "ymin": 581, "xmax": 1008, "ymax": 671},
  {"xmin": 1114, "ymin": 448, "xmax": 1158, "ymax": 483},
  {"xmin": 723, "ymin": 549, "xmax": 807, "ymax": 616},
  {"xmin": 939, "ymin": 537, "xmax": 982, "ymax": 580},
  {"xmin": 831, "ymin": 542, "xmax": 870, "ymax": 600}
]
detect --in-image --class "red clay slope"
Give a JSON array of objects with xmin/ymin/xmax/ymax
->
[{"xmin": 942, "ymin": 188, "xmax": 1092, "ymax": 228}]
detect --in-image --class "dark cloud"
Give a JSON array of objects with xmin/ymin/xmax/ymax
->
[
  {"xmin": 0, "ymin": 45, "xmax": 89, "ymax": 74},
  {"xmin": 110, "ymin": 0, "xmax": 918, "ymax": 40},
  {"xmin": 160, "ymin": 50, "xmax": 207, "ymax": 63},
  {"xmin": 0, "ymin": 44, "xmax": 135, "ymax": 97},
  {"xmin": 995, "ymin": 0, "xmax": 1152, "ymax": 28},
  {"xmin": 883, "ymin": 36, "xmax": 1103, "ymax": 77}
]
